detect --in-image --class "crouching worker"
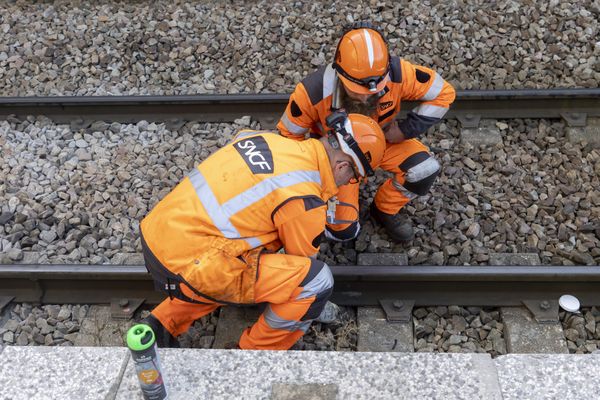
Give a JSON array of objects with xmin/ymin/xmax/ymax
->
[{"xmin": 140, "ymin": 112, "xmax": 385, "ymax": 350}]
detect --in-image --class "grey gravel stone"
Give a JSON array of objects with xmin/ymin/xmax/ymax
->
[
  {"xmin": 413, "ymin": 306, "xmax": 505, "ymax": 356},
  {"xmin": 0, "ymin": 2, "xmax": 597, "ymax": 97},
  {"xmin": 1, "ymin": 115, "xmax": 600, "ymax": 269},
  {"xmin": 561, "ymin": 307, "xmax": 600, "ymax": 354}
]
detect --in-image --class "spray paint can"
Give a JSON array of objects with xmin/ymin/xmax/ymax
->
[{"xmin": 126, "ymin": 323, "xmax": 168, "ymax": 400}]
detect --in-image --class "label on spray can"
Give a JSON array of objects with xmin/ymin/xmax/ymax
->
[{"xmin": 127, "ymin": 323, "xmax": 168, "ymax": 400}]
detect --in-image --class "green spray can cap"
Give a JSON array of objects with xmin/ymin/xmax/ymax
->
[{"xmin": 127, "ymin": 324, "xmax": 155, "ymax": 351}]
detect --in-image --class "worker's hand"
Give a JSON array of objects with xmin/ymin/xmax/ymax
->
[{"xmin": 384, "ymin": 120, "xmax": 405, "ymax": 143}]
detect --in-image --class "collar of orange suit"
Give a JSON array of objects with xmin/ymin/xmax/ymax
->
[{"xmin": 313, "ymin": 139, "xmax": 340, "ymax": 203}]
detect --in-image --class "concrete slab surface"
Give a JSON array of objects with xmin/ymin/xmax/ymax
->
[
  {"xmin": 116, "ymin": 349, "xmax": 501, "ymax": 400},
  {"xmin": 495, "ymin": 354, "xmax": 600, "ymax": 400},
  {"xmin": 271, "ymin": 383, "xmax": 338, "ymax": 400},
  {"xmin": 459, "ymin": 120, "xmax": 502, "ymax": 146},
  {"xmin": 0, "ymin": 346, "xmax": 129, "ymax": 400},
  {"xmin": 357, "ymin": 307, "xmax": 413, "ymax": 352},
  {"xmin": 567, "ymin": 118, "xmax": 600, "ymax": 147},
  {"xmin": 75, "ymin": 305, "xmax": 132, "ymax": 346},
  {"xmin": 3, "ymin": 346, "xmax": 599, "ymax": 399},
  {"xmin": 502, "ymin": 307, "xmax": 568, "ymax": 354}
]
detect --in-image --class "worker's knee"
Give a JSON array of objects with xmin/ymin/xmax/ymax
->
[
  {"xmin": 402, "ymin": 155, "xmax": 440, "ymax": 196},
  {"xmin": 298, "ymin": 259, "xmax": 333, "ymax": 321},
  {"xmin": 324, "ymin": 221, "xmax": 360, "ymax": 241}
]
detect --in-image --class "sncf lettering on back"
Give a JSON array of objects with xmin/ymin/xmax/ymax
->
[{"xmin": 234, "ymin": 136, "xmax": 274, "ymax": 174}]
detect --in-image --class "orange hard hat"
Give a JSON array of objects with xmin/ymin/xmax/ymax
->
[
  {"xmin": 333, "ymin": 26, "xmax": 390, "ymax": 95},
  {"xmin": 326, "ymin": 111, "xmax": 385, "ymax": 177}
]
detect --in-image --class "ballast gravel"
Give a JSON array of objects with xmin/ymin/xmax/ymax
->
[
  {"xmin": 0, "ymin": 1, "xmax": 598, "ymax": 96},
  {"xmin": 1, "ymin": 116, "xmax": 599, "ymax": 266}
]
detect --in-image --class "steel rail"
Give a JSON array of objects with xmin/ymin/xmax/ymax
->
[
  {"xmin": 1, "ymin": 88, "xmax": 599, "ymax": 126},
  {"xmin": 1, "ymin": 264, "xmax": 599, "ymax": 307}
]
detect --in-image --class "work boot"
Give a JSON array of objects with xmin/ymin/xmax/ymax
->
[
  {"xmin": 141, "ymin": 314, "xmax": 180, "ymax": 348},
  {"xmin": 369, "ymin": 203, "xmax": 414, "ymax": 242},
  {"xmin": 314, "ymin": 301, "xmax": 340, "ymax": 324}
]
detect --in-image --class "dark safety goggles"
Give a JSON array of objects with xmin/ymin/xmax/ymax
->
[{"xmin": 333, "ymin": 62, "xmax": 390, "ymax": 92}]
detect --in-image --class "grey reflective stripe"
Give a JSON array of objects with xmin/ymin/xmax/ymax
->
[
  {"xmin": 234, "ymin": 130, "xmax": 275, "ymax": 140},
  {"xmin": 189, "ymin": 168, "xmax": 321, "ymax": 246},
  {"xmin": 264, "ymin": 305, "xmax": 312, "ymax": 332},
  {"xmin": 405, "ymin": 157, "xmax": 440, "ymax": 182},
  {"xmin": 323, "ymin": 64, "xmax": 337, "ymax": 99},
  {"xmin": 280, "ymin": 113, "xmax": 309, "ymax": 135},
  {"xmin": 392, "ymin": 179, "xmax": 418, "ymax": 199},
  {"xmin": 188, "ymin": 169, "xmax": 241, "ymax": 238},
  {"xmin": 420, "ymin": 72, "xmax": 444, "ymax": 101},
  {"xmin": 316, "ymin": 121, "xmax": 324, "ymax": 135},
  {"xmin": 244, "ymin": 237, "xmax": 262, "ymax": 248},
  {"xmin": 221, "ymin": 170, "xmax": 322, "ymax": 217},
  {"xmin": 297, "ymin": 264, "xmax": 333, "ymax": 300},
  {"xmin": 413, "ymin": 104, "xmax": 448, "ymax": 119}
]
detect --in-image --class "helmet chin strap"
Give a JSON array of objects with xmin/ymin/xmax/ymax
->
[
  {"xmin": 332, "ymin": 75, "xmax": 343, "ymax": 110},
  {"xmin": 326, "ymin": 197, "xmax": 360, "ymax": 225}
]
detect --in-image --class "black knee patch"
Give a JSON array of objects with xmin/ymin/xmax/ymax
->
[
  {"xmin": 399, "ymin": 151, "xmax": 431, "ymax": 172},
  {"xmin": 301, "ymin": 287, "xmax": 334, "ymax": 321},
  {"xmin": 402, "ymin": 169, "xmax": 439, "ymax": 196},
  {"xmin": 326, "ymin": 221, "xmax": 359, "ymax": 241},
  {"xmin": 299, "ymin": 258, "xmax": 326, "ymax": 287}
]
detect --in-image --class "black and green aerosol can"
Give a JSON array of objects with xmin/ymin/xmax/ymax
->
[{"xmin": 126, "ymin": 323, "xmax": 168, "ymax": 400}]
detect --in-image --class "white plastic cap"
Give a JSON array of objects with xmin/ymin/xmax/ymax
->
[{"xmin": 558, "ymin": 294, "xmax": 581, "ymax": 313}]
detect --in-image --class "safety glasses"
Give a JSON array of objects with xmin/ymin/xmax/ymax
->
[{"xmin": 333, "ymin": 63, "xmax": 390, "ymax": 92}]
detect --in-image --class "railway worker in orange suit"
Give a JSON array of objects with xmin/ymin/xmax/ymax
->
[
  {"xmin": 278, "ymin": 22, "xmax": 456, "ymax": 242},
  {"xmin": 139, "ymin": 112, "xmax": 386, "ymax": 350}
]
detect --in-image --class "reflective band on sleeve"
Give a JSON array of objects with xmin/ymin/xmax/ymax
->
[
  {"xmin": 280, "ymin": 113, "xmax": 309, "ymax": 135},
  {"xmin": 297, "ymin": 264, "xmax": 333, "ymax": 300},
  {"xmin": 323, "ymin": 64, "xmax": 337, "ymax": 99},
  {"xmin": 243, "ymin": 236, "xmax": 262, "ymax": 249},
  {"xmin": 405, "ymin": 156, "xmax": 440, "ymax": 182},
  {"xmin": 392, "ymin": 179, "xmax": 419, "ymax": 199},
  {"xmin": 234, "ymin": 130, "xmax": 274, "ymax": 141},
  {"xmin": 413, "ymin": 104, "xmax": 448, "ymax": 119},
  {"xmin": 420, "ymin": 72, "xmax": 444, "ymax": 101},
  {"xmin": 221, "ymin": 170, "xmax": 322, "ymax": 217},
  {"xmin": 264, "ymin": 305, "xmax": 313, "ymax": 332},
  {"xmin": 188, "ymin": 168, "xmax": 241, "ymax": 238}
]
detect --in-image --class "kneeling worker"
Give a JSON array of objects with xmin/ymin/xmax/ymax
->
[{"xmin": 140, "ymin": 112, "xmax": 385, "ymax": 350}]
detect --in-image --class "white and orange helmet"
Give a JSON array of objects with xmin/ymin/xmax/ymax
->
[
  {"xmin": 333, "ymin": 23, "xmax": 390, "ymax": 95},
  {"xmin": 326, "ymin": 111, "xmax": 385, "ymax": 178}
]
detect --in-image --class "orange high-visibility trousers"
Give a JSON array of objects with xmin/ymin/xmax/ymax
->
[
  {"xmin": 327, "ymin": 138, "xmax": 440, "ymax": 236},
  {"xmin": 151, "ymin": 253, "xmax": 333, "ymax": 350}
]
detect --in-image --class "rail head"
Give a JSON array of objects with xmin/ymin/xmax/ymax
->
[
  {"xmin": 1, "ymin": 88, "xmax": 599, "ymax": 106},
  {"xmin": 2, "ymin": 264, "xmax": 600, "ymax": 282}
]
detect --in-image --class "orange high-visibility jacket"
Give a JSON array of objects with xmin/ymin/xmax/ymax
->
[
  {"xmin": 140, "ymin": 131, "xmax": 337, "ymax": 304},
  {"xmin": 277, "ymin": 57, "xmax": 456, "ymax": 140}
]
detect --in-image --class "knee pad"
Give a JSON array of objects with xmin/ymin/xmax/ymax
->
[
  {"xmin": 298, "ymin": 260, "xmax": 334, "ymax": 321},
  {"xmin": 324, "ymin": 221, "xmax": 360, "ymax": 242},
  {"xmin": 402, "ymin": 155, "xmax": 440, "ymax": 196}
]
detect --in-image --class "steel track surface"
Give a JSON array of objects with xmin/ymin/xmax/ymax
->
[
  {"xmin": 1, "ymin": 265, "xmax": 599, "ymax": 307},
  {"xmin": 1, "ymin": 89, "xmax": 599, "ymax": 126}
]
